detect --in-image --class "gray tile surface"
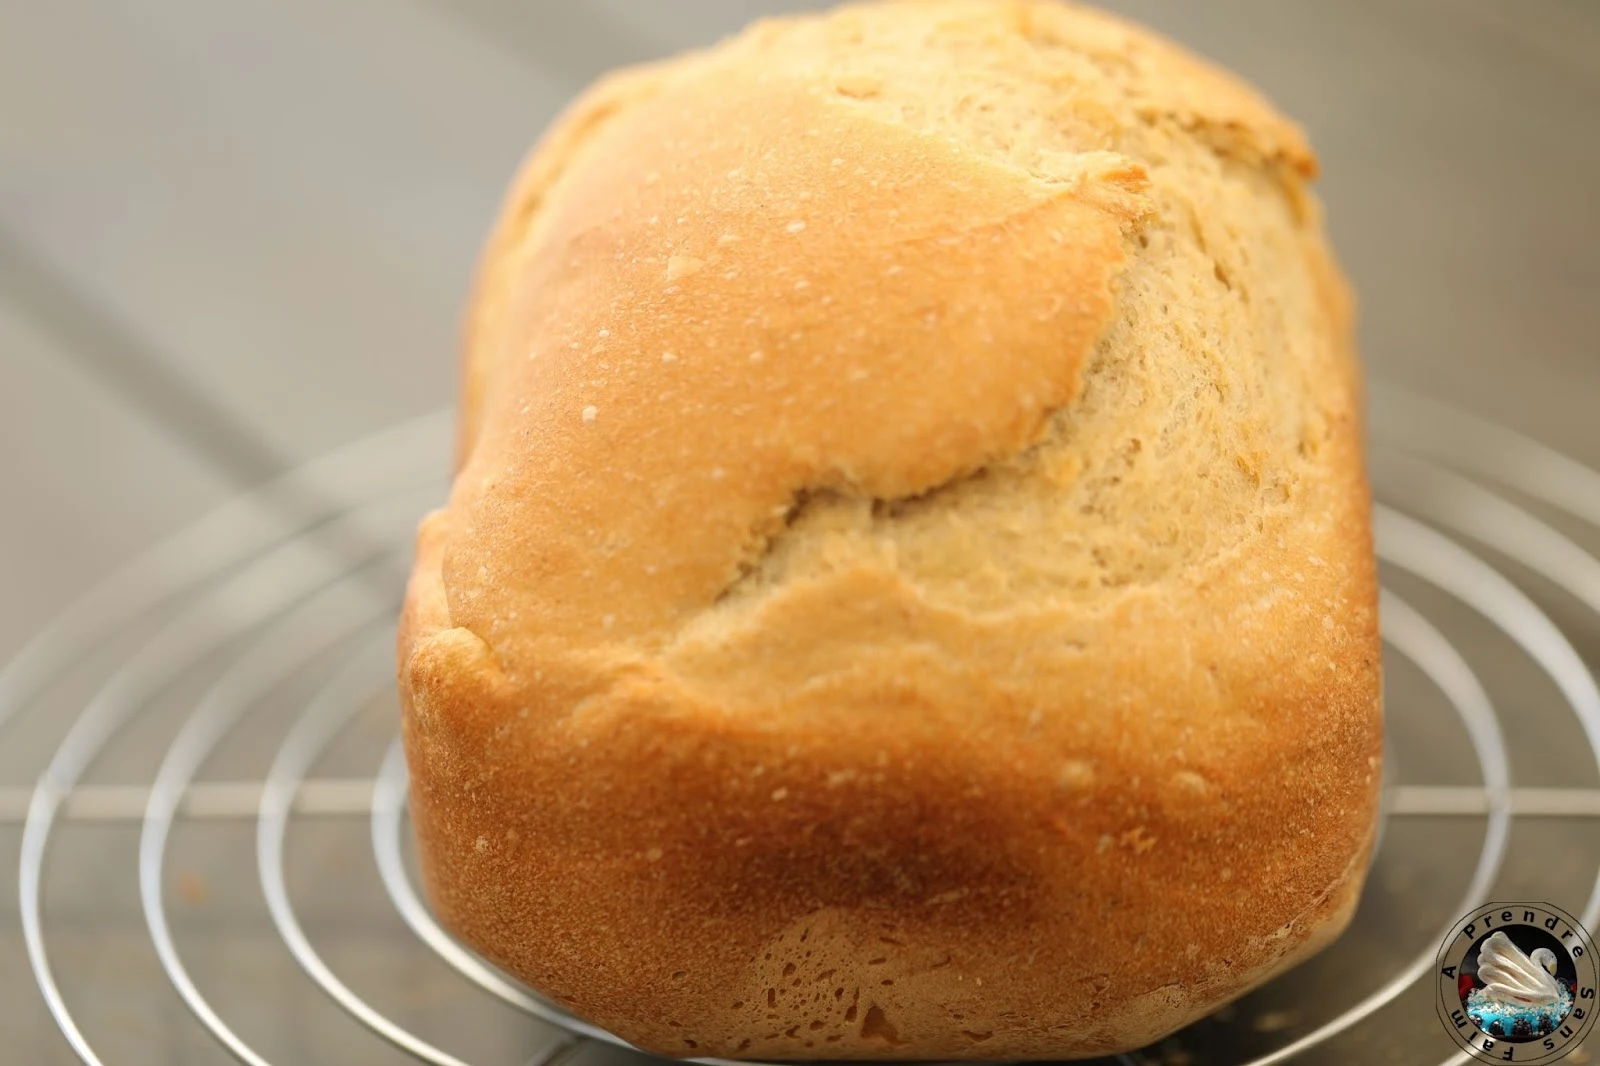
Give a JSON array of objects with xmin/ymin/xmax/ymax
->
[
  {"xmin": 1, "ymin": 1, "xmax": 1598, "ymax": 1064},
  {"xmin": 0, "ymin": 295, "xmax": 229, "ymax": 660},
  {"xmin": 0, "ymin": 0, "xmax": 567, "ymax": 466}
]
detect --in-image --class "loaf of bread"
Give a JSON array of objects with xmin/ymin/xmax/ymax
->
[{"xmin": 399, "ymin": 1, "xmax": 1383, "ymax": 1059}]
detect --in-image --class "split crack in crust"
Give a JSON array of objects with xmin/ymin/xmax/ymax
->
[{"xmin": 459, "ymin": 0, "xmax": 1334, "ymax": 642}]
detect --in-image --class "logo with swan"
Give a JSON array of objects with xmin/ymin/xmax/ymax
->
[{"xmin": 1437, "ymin": 902, "xmax": 1597, "ymax": 1063}]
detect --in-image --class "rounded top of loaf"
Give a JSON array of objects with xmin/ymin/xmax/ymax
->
[
  {"xmin": 442, "ymin": 0, "xmax": 1344, "ymax": 669},
  {"xmin": 401, "ymin": 2, "xmax": 1379, "ymax": 1059}
]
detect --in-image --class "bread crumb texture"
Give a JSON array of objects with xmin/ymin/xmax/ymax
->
[{"xmin": 402, "ymin": 1, "xmax": 1381, "ymax": 1059}]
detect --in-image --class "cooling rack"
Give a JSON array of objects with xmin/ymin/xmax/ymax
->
[{"xmin": 3, "ymin": 384, "xmax": 1598, "ymax": 1066}]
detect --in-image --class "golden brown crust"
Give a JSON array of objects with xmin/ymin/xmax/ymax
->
[
  {"xmin": 401, "ymin": 1, "xmax": 1382, "ymax": 1059},
  {"xmin": 456, "ymin": 60, "xmax": 672, "ymax": 469}
]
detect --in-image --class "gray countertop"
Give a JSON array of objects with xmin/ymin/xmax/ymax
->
[{"xmin": 2, "ymin": 2, "xmax": 1598, "ymax": 1064}]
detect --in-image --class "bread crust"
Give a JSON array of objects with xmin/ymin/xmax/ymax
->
[{"xmin": 400, "ymin": 2, "xmax": 1382, "ymax": 1059}]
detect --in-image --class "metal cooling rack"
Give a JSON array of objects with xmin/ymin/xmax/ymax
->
[{"xmin": 3, "ymin": 384, "xmax": 1598, "ymax": 1066}]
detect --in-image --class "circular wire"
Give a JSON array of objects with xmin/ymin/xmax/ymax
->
[
  {"xmin": 138, "ymin": 576, "xmax": 399, "ymax": 1064},
  {"xmin": 12, "ymin": 391, "xmax": 1600, "ymax": 1066},
  {"xmin": 19, "ymin": 491, "xmax": 425, "ymax": 1065},
  {"xmin": 257, "ymin": 632, "xmax": 480, "ymax": 1066}
]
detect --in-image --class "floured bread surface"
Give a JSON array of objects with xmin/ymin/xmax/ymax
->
[{"xmin": 401, "ymin": 1, "xmax": 1381, "ymax": 1059}]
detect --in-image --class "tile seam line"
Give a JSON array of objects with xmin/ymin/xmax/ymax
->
[{"xmin": 0, "ymin": 225, "xmax": 410, "ymax": 593}]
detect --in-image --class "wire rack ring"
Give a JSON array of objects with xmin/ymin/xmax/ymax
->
[{"xmin": 4, "ymin": 385, "xmax": 1600, "ymax": 1066}]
